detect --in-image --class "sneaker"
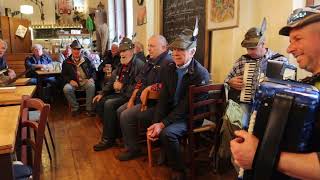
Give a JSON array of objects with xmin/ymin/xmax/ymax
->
[
  {"xmin": 116, "ymin": 149, "xmax": 143, "ymax": 161},
  {"xmin": 93, "ymin": 139, "xmax": 115, "ymax": 151}
]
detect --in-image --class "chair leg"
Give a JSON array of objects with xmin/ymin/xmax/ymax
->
[
  {"xmin": 46, "ymin": 122, "xmax": 55, "ymax": 150},
  {"xmin": 189, "ymin": 134, "xmax": 196, "ymax": 180},
  {"xmin": 147, "ymin": 137, "xmax": 153, "ymax": 168},
  {"xmin": 44, "ymin": 135, "xmax": 52, "ymax": 161}
]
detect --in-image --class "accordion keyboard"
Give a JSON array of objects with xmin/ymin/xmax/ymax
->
[{"xmin": 240, "ymin": 62, "xmax": 257, "ymax": 103}]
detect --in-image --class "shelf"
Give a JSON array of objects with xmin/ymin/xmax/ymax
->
[{"xmin": 57, "ymin": 33, "xmax": 90, "ymax": 37}]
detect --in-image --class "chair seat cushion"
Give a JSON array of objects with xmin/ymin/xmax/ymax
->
[{"xmin": 13, "ymin": 164, "xmax": 32, "ymax": 179}]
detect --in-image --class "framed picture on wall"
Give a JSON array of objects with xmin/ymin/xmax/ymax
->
[{"xmin": 207, "ymin": 0, "xmax": 239, "ymax": 30}]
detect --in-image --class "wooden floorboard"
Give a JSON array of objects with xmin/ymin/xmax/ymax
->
[{"xmin": 38, "ymin": 99, "xmax": 236, "ymax": 180}]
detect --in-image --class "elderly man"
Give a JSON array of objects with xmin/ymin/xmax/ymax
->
[
  {"xmin": 116, "ymin": 35, "xmax": 172, "ymax": 161},
  {"xmin": 225, "ymin": 21, "xmax": 289, "ymax": 128},
  {"xmin": 0, "ymin": 39, "xmax": 16, "ymax": 85},
  {"xmin": 231, "ymin": 7, "xmax": 320, "ymax": 179},
  {"xmin": 97, "ymin": 42, "xmax": 120, "ymax": 89},
  {"xmin": 25, "ymin": 44, "xmax": 55, "ymax": 85},
  {"xmin": 62, "ymin": 40, "xmax": 96, "ymax": 117},
  {"xmin": 93, "ymin": 37, "xmax": 144, "ymax": 151},
  {"xmin": 134, "ymin": 41, "xmax": 146, "ymax": 62},
  {"xmin": 147, "ymin": 29, "xmax": 210, "ymax": 179}
]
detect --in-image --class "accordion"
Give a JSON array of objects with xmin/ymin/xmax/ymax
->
[{"xmin": 242, "ymin": 78, "xmax": 320, "ymax": 180}]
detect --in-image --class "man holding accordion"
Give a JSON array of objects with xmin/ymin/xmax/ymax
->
[{"xmin": 231, "ymin": 6, "xmax": 320, "ymax": 179}]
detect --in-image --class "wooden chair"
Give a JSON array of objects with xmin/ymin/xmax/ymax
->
[
  {"xmin": 146, "ymin": 84, "xmax": 225, "ymax": 177},
  {"xmin": 28, "ymin": 110, "xmax": 55, "ymax": 161},
  {"xmin": 14, "ymin": 95, "xmax": 50, "ymax": 180},
  {"xmin": 186, "ymin": 84, "xmax": 225, "ymax": 179}
]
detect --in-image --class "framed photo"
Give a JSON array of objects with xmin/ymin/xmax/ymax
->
[{"xmin": 207, "ymin": 0, "xmax": 239, "ymax": 30}]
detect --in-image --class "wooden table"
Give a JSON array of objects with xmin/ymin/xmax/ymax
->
[
  {"xmin": 0, "ymin": 86, "xmax": 36, "ymax": 105},
  {"xmin": 14, "ymin": 78, "xmax": 30, "ymax": 86},
  {"xmin": 35, "ymin": 70, "xmax": 61, "ymax": 76},
  {"xmin": 0, "ymin": 105, "xmax": 20, "ymax": 180}
]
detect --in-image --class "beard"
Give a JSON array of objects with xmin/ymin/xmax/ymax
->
[{"xmin": 120, "ymin": 57, "xmax": 131, "ymax": 65}]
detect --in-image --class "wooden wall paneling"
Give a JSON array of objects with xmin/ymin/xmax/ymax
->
[
  {"xmin": 5, "ymin": 53, "xmax": 32, "ymax": 74},
  {"xmin": 9, "ymin": 17, "xmax": 31, "ymax": 53},
  {"xmin": 0, "ymin": 16, "xmax": 12, "ymax": 53}
]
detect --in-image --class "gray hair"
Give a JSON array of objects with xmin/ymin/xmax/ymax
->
[
  {"xmin": 0, "ymin": 39, "xmax": 8, "ymax": 50},
  {"xmin": 31, "ymin": 44, "xmax": 43, "ymax": 51}
]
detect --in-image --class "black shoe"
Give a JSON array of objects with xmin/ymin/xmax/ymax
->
[
  {"xmin": 116, "ymin": 149, "xmax": 143, "ymax": 161},
  {"xmin": 93, "ymin": 139, "xmax": 115, "ymax": 151},
  {"xmin": 170, "ymin": 171, "xmax": 186, "ymax": 180}
]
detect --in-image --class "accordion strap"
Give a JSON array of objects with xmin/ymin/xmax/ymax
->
[{"xmin": 252, "ymin": 93, "xmax": 293, "ymax": 180}]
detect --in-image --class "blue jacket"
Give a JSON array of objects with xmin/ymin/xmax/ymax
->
[{"xmin": 25, "ymin": 54, "xmax": 52, "ymax": 78}]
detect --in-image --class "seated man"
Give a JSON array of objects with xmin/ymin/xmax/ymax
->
[
  {"xmin": 57, "ymin": 45, "xmax": 72, "ymax": 63},
  {"xmin": 25, "ymin": 44, "xmax": 56, "ymax": 85},
  {"xmin": 224, "ymin": 20, "xmax": 289, "ymax": 128},
  {"xmin": 0, "ymin": 39, "xmax": 16, "ymax": 85},
  {"xmin": 147, "ymin": 29, "xmax": 210, "ymax": 179},
  {"xmin": 97, "ymin": 42, "xmax": 120, "ymax": 89},
  {"xmin": 62, "ymin": 40, "xmax": 96, "ymax": 116},
  {"xmin": 93, "ymin": 37, "xmax": 145, "ymax": 151},
  {"xmin": 134, "ymin": 41, "xmax": 146, "ymax": 62},
  {"xmin": 116, "ymin": 35, "xmax": 173, "ymax": 161}
]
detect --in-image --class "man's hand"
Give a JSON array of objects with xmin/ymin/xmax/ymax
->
[
  {"xmin": 127, "ymin": 99, "xmax": 135, "ymax": 109},
  {"xmin": 147, "ymin": 122, "xmax": 165, "ymax": 141},
  {"xmin": 140, "ymin": 86, "xmax": 151, "ymax": 111},
  {"xmin": 230, "ymin": 130, "xmax": 259, "ymax": 169},
  {"xmin": 228, "ymin": 76, "xmax": 243, "ymax": 90},
  {"xmin": 93, "ymin": 94, "xmax": 103, "ymax": 103},
  {"xmin": 7, "ymin": 69, "xmax": 16, "ymax": 79},
  {"xmin": 88, "ymin": 78, "xmax": 94, "ymax": 84},
  {"xmin": 113, "ymin": 81, "xmax": 123, "ymax": 91},
  {"xmin": 70, "ymin": 80, "xmax": 79, "ymax": 88}
]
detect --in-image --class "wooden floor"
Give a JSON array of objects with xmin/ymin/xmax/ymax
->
[{"xmin": 39, "ymin": 99, "xmax": 237, "ymax": 180}]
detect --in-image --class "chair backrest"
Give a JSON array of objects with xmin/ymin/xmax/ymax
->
[
  {"xmin": 188, "ymin": 84, "xmax": 225, "ymax": 132},
  {"xmin": 20, "ymin": 95, "xmax": 50, "ymax": 180}
]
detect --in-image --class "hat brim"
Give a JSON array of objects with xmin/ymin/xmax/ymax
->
[
  {"xmin": 118, "ymin": 46, "xmax": 132, "ymax": 52},
  {"xmin": 169, "ymin": 39, "xmax": 196, "ymax": 50},
  {"xmin": 241, "ymin": 37, "xmax": 263, "ymax": 48},
  {"xmin": 279, "ymin": 14, "xmax": 320, "ymax": 36},
  {"xmin": 71, "ymin": 46, "xmax": 82, "ymax": 49}
]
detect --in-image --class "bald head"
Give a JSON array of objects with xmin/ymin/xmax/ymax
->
[{"xmin": 147, "ymin": 35, "xmax": 168, "ymax": 59}]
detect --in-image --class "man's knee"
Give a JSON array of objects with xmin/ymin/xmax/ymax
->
[{"xmin": 63, "ymin": 84, "xmax": 74, "ymax": 94}]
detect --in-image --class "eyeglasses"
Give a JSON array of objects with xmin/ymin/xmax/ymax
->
[{"xmin": 287, "ymin": 7, "xmax": 320, "ymax": 25}]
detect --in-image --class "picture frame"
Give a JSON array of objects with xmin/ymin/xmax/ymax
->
[{"xmin": 207, "ymin": 0, "xmax": 239, "ymax": 30}]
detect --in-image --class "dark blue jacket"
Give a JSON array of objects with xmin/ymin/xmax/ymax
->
[
  {"xmin": 0, "ymin": 57, "xmax": 8, "ymax": 71},
  {"xmin": 61, "ymin": 55, "xmax": 96, "ymax": 85},
  {"xmin": 154, "ymin": 58, "xmax": 210, "ymax": 126},
  {"xmin": 135, "ymin": 51, "xmax": 173, "ymax": 104}
]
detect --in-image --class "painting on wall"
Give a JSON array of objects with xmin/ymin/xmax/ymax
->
[
  {"xmin": 207, "ymin": 0, "xmax": 239, "ymax": 30},
  {"xmin": 137, "ymin": 6, "xmax": 147, "ymax": 26}
]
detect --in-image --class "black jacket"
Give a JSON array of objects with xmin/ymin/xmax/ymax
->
[
  {"xmin": 154, "ymin": 58, "xmax": 210, "ymax": 126},
  {"xmin": 61, "ymin": 55, "xmax": 96, "ymax": 85},
  {"xmin": 101, "ymin": 56, "xmax": 145, "ymax": 99}
]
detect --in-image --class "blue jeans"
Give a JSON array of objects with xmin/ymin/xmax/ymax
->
[
  {"xmin": 159, "ymin": 120, "xmax": 187, "ymax": 172},
  {"xmin": 63, "ymin": 80, "xmax": 95, "ymax": 112}
]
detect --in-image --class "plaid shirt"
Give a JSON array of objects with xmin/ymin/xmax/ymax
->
[{"xmin": 224, "ymin": 49, "xmax": 288, "ymax": 83}]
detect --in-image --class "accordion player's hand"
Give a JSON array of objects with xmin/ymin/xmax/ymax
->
[
  {"xmin": 228, "ymin": 76, "xmax": 243, "ymax": 90},
  {"xmin": 230, "ymin": 130, "xmax": 259, "ymax": 169}
]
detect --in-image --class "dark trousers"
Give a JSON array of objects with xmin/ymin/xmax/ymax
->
[
  {"xmin": 118, "ymin": 103, "xmax": 154, "ymax": 152},
  {"xmin": 95, "ymin": 94, "xmax": 128, "ymax": 140},
  {"xmin": 159, "ymin": 120, "xmax": 188, "ymax": 172}
]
